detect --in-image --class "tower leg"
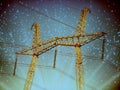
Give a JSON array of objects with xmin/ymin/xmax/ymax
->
[
  {"xmin": 53, "ymin": 49, "xmax": 57, "ymax": 68},
  {"xmin": 13, "ymin": 55, "xmax": 18, "ymax": 76},
  {"xmin": 75, "ymin": 46, "xmax": 84, "ymax": 90},
  {"xmin": 101, "ymin": 37, "xmax": 105, "ymax": 60},
  {"xmin": 24, "ymin": 55, "xmax": 38, "ymax": 90}
]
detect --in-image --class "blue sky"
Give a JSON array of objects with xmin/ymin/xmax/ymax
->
[{"xmin": 0, "ymin": 0, "xmax": 120, "ymax": 90}]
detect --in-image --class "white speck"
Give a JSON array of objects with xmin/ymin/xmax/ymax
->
[
  {"xmin": 44, "ymin": 8, "xmax": 47, "ymax": 12},
  {"xmin": 0, "ymin": 3, "xmax": 2, "ymax": 6},
  {"xmin": 117, "ymin": 31, "xmax": 120, "ymax": 37},
  {"xmin": 27, "ymin": 14, "xmax": 29, "ymax": 16},
  {"xmin": 114, "ymin": 81, "xmax": 116, "ymax": 84},
  {"xmin": 4, "ymin": 11, "xmax": 6, "ymax": 14},
  {"xmin": 105, "ymin": 18, "xmax": 110, "ymax": 21},
  {"xmin": 111, "ymin": 10, "xmax": 114, "ymax": 13},
  {"xmin": 16, "ymin": 10, "xmax": 19, "ymax": 13},
  {"xmin": 8, "ymin": 4, "xmax": 10, "ymax": 7}
]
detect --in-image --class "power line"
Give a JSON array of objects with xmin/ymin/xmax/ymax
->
[
  {"xmin": 0, "ymin": 41, "xmax": 27, "ymax": 48},
  {"xmin": 18, "ymin": 2, "xmax": 75, "ymax": 29},
  {"xmin": 0, "ymin": 53, "xmax": 119, "ymax": 69}
]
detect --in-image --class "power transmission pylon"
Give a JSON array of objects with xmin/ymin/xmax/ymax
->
[
  {"xmin": 15, "ymin": 8, "xmax": 106, "ymax": 90},
  {"xmin": 24, "ymin": 23, "xmax": 42, "ymax": 90},
  {"xmin": 75, "ymin": 7, "xmax": 91, "ymax": 90}
]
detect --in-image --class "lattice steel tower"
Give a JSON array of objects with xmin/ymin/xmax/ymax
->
[
  {"xmin": 24, "ymin": 23, "xmax": 42, "ymax": 90},
  {"xmin": 75, "ymin": 7, "xmax": 91, "ymax": 90},
  {"xmin": 14, "ymin": 7, "xmax": 106, "ymax": 90}
]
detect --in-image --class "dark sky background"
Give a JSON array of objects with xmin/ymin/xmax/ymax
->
[{"xmin": 0, "ymin": 0, "xmax": 120, "ymax": 90}]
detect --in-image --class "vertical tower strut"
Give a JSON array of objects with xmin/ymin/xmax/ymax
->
[
  {"xmin": 24, "ymin": 23, "xmax": 41, "ymax": 90},
  {"xmin": 13, "ymin": 54, "xmax": 18, "ymax": 76},
  {"xmin": 101, "ymin": 36, "xmax": 106, "ymax": 60},
  {"xmin": 53, "ymin": 48, "xmax": 57, "ymax": 68},
  {"xmin": 75, "ymin": 7, "xmax": 91, "ymax": 90},
  {"xmin": 75, "ymin": 45, "xmax": 84, "ymax": 90},
  {"xmin": 76, "ymin": 7, "xmax": 91, "ymax": 34}
]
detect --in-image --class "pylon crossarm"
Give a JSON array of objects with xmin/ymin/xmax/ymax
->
[{"xmin": 16, "ymin": 32, "xmax": 106, "ymax": 55}]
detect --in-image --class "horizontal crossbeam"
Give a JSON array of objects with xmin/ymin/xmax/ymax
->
[{"xmin": 16, "ymin": 32, "xmax": 106, "ymax": 56}]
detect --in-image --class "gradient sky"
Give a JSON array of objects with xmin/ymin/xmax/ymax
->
[{"xmin": 0, "ymin": 0, "xmax": 120, "ymax": 90}]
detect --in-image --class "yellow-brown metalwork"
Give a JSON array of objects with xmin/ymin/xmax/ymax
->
[
  {"xmin": 75, "ymin": 7, "xmax": 91, "ymax": 90},
  {"xmin": 16, "ymin": 32, "xmax": 106, "ymax": 56},
  {"xmin": 15, "ymin": 8, "xmax": 106, "ymax": 90},
  {"xmin": 24, "ymin": 23, "xmax": 41, "ymax": 90},
  {"xmin": 75, "ymin": 7, "xmax": 91, "ymax": 34}
]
